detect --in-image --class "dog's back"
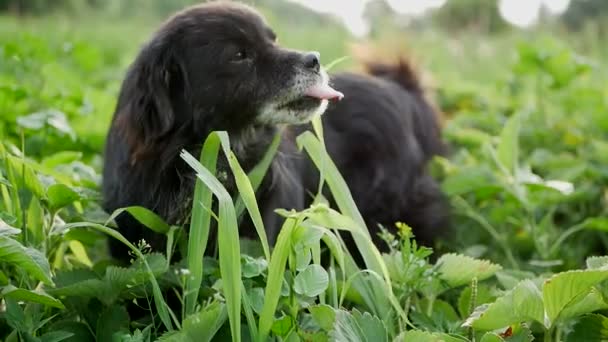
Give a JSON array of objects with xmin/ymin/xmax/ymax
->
[{"xmin": 310, "ymin": 59, "xmax": 449, "ymax": 248}]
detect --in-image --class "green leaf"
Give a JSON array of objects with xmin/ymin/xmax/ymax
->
[
  {"xmin": 271, "ymin": 315, "xmax": 295, "ymax": 338},
  {"xmin": 68, "ymin": 240, "xmax": 92, "ymax": 267},
  {"xmin": 480, "ymin": 333, "xmax": 504, "ymax": 342},
  {"xmin": 294, "ymin": 264, "xmax": 329, "ymax": 298},
  {"xmin": 587, "ymin": 256, "xmax": 608, "ymax": 270},
  {"xmin": 0, "ymin": 236, "xmax": 53, "ymax": 285},
  {"xmin": 395, "ymin": 330, "xmax": 466, "ymax": 342},
  {"xmin": 5, "ymin": 155, "xmax": 45, "ymax": 199},
  {"xmin": 46, "ymin": 322, "xmax": 94, "ymax": 342},
  {"xmin": 41, "ymin": 151, "xmax": 82, "ymax": 168},
  {"xmin": 241, "ymin": 255, "xmax": 267, "ymax": 278},
  {"xmin": 436, "ymin": 253, "xmax": 501, "ymax": 289},
  {"xmin": 543, "ymin": 270, "xmax": 608, "ymax": 325},
  {"xmin": 463, "ymin": 280, "xmax": 544, "ymax": 330},
  {"xmin": 1, "ymin": 285, "xmax": 64, "ymax": 309},
  {"xmin": 96, "ymin": 306, "xmax": 129, "ymax": 342},
  {"xmin": 0, "ymin": 218, "xmax": 21, "ymax": 236},
  {"xmin": 39, "ymin": 331, "xmax": 75, "ymax": 342},
  {"xmin": 46, "ymin": 184, "xmax": 80, "ymax": 211},
  {"xmin": 497, "ymin": 113, "xmax": 521, "ymax": 174},
  {"xmin": 330, "ymin": 309, "xmax": 388, "ymax": 342},
  {"xmin": 566, "ymin": 314, "xmax": 608, "ymax": 342},
  {"xmin": 181, "ymin": 140, "xmax": 242, "ymax": 341},
  {"xmin": 17, "ymin": 110, "xmax": 75, "ymax": 139},
  {"xmin": 586, "ymin": 218, "xmax": 608, "ymax": 232},
  {"xmin": 158, "ymin": 302, "xmax": 227, "ymax": 342},
  {"xmin": 259, "ymin": 218, "xmax": 296, "ymax": 341},
  {"xmin": 507, "ymin": 323, "xmax": 535, "ymax": 342},
  {"xmin": 106, "ymin": 206, "xmax": 170, "ymax": 234},
  {"xmin": 458, "ymin": 284, "xmax": 495, "ymax": 319},
  {"xmin": 310, "ymin": 304, "xmax": 336, "ymax": 331},
  {"xmin": 559, "ymin": 287, "xmax": 608, "ymax": 323}
]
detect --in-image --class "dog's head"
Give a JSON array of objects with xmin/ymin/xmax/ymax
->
[{"xmin": 115, "ymin": 1, "xmax": 342, "ymax": 160}]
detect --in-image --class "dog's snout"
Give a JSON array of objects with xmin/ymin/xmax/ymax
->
[{"xmin": 303, "ymin": 51, "xmax": 320, "ymax": 72}]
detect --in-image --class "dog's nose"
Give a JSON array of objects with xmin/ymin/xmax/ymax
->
[{"xmin": 303, "ymin": 51, "xmax": 320, "ymax": 72}]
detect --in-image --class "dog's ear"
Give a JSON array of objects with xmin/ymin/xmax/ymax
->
[{"xmin": 116, "ymin": 41, "xmax": 188, "ymax": 162}]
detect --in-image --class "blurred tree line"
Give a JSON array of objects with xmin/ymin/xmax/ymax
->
[{"xmin": 1, "ymin": 0, "xmax": 607, "ymax": 36}]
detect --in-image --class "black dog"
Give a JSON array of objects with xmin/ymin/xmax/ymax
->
[{"xmin": 102, "ymin": 1, "xmax": 448, "ymax": 262}]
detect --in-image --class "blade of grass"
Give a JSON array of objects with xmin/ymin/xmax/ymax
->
[
  {"xmin": 217, "ymin": 132, "xmax": 271, "ymax": 261},
  {"xmin": 234, "ymin": 132, "xmax": 281, "ymax": 220},
  {"xmin": 258, "ymin": 217, "xmax": 299, "ymax": 342},
  {"xmin": 183, "ymin": 133, "xmax": 219, "ymax": 317},
  {"xmin": 297, "ymin": 131, "xmax": 409, "ymax": 323},
  {"xmin": 181, "ymin": 147, "xmax": 242, "ymax": 342}
]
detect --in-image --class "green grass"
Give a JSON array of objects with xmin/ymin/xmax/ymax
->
[{"xmin": 1, "ymin": 10, "xmax": 608, "ymax": 342}]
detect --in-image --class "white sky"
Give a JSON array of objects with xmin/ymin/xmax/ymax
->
[{"xmin": 288, "ymin": 0, "xmax": 572, "ymax": 36}]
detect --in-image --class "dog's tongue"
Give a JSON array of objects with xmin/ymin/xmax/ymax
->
[{"xmin": 305, "ymin": 83, "xmax": 344, "ymax": 101}]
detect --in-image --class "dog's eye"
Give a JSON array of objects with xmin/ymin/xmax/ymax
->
[{"xmin": 234, "ymin": 49, "xmax": 248, "ymax": 61}]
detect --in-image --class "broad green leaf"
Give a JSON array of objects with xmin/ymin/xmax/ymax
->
[
  {"xmin": 241, "ymin": 255, "xmax": 267, "ymax": 278},
  {"xmin": 506, "ymin": 323, "xmax": 535, "ymax": 342},
  {"xmin": 480, "ymin": 334, "xmax": 504, "ymax": 342},
  {"xmin": 294, "ymin": 264, "xmax": 329, "ymax": 298},
  {"xmin": 330, "ymin": 309, "xmax": 388, "ymax": 342},
  {"xmin": 543, "ymin": 270, "xmax": 608, "ymax": 325},
  {"xmin": 436, "ymin": 253, "xmax": 501, "ymax": 289},
  {"xmin": 0, "ymin": 218, "xmax": 20, "ymax": 236},
  {"xmin": 495, "ymin": 270, "xmax": 536, "ymax": 290},
  {"xmin": 463, "ymin": 280, "xmax": 544, "ymax": 330},
  {"xmin": 566, "ymin": 314, "xmax": 608, "ymax": 342},
  {"xmin": 40, "ymin": 331, "xmax": 74, "ymax": 342},
  {"xmin": 559, "ymin": 287, "xmax": 608, "ymax": 323},
  {"xmin": 395, "ymin": 330, "xmax": 465, "ymax": 342},
  {"xmin": 1, "ymin": 285, "xmax": 64, "ymax": 309},
  {"xmin": 17, "ymin": 110, "xmax": 75, "ymax": 139},
  {"xmin": 587, "ymin": 256, "xmax": 608, "ymax": 270},
  {"xmin": 458, "ymin": 284, "xmax": 495, "ymax": 319},
  {"xmin": 0, "ymin": 236, "xmax": 53, "ymax": 285},
  {"xmin": 46, "ymin": 322, "xmax": 94, "ymax": 342},
  {"xmin": 310, "ymin": 304, "xmax": 336, "ymax": 331},
  {"xmin": 41, "ymin": 151, "xmax": 82, "ymax": 168},
  {"xmin": 496, "ymin": 113, "xmax": 521, "ymax": 174},
  {"xmin": 271, "ymin": 315, "xmax": 295, "ymax": 338},
  {"xmin": 96, "ymin": 306, "xmax": 129, "ymax": 342},
  {"xmin": 158, "ymin": 301, "xmax": 228, "ymax": 342},
  {"xmin": 46, "ymin": 183, "xmax": 80, "ymax": 211}
]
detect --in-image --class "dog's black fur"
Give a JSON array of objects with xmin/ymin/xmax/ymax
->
[
  {"xmin": 314, "ymin": 61, "xmax": 449, "ymax": 249},
  {"xmin": 102, "ymin": 1, "xmax": 448, "ymax": 263}
]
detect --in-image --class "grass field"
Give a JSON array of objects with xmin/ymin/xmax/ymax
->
[{"xmin": 1, "ymin": 7, "xmax": 608, "ymax": 342}]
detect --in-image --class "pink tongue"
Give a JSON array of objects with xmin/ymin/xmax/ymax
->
[{"xmin": 304, "ymin": 83, "xmax": 344, "ymax": 101}]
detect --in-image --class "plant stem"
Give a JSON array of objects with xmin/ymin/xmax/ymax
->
[
  {"xmin": 549, "ymin": 221, "xmax": 588, "ymax": 257},
  {"xmin": 454, "ymin": 197, "xmax": 519, "ymax": 269}
]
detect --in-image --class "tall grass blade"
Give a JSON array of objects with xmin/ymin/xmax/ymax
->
[
  {"xmin": 258, "ymin": 217, "xmax": 298, "ymax": 342},
  {"xmin": 217, "ymin": 132, "xmax": 271, "ymax": 261},
  {"xmin": 181, "ymin": 146, "xmax": 242, "ymax": 342},
  {"xmin": 183, "ymin": 133, "xmax": 219, "ymax": 317},
  {"xmin": 234, "ymin": 132, "xmax": 281, "ymax": 220}
]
